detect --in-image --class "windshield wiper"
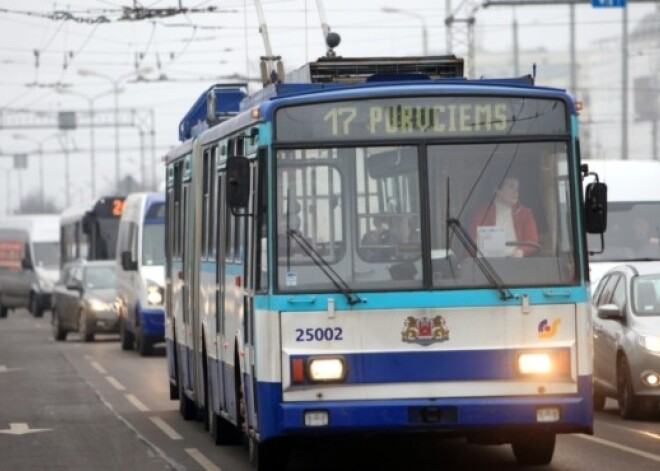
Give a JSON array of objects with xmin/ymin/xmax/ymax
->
[
  {"xmin": 447, "ymin": 217, "xmax": 514, "ymax": 301},
  {"xmin": 287, "ymin": 229, "xmax": 362, "ymax": 305}
]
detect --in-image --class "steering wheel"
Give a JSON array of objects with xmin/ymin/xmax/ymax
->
[{"xmin": 506, "ymin": 241, "xmax": 542, "ymax": 255}]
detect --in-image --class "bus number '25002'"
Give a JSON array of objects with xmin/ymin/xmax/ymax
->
[{"xmin": 295, "ymin": 327, "xmax": 344, "ymax": 342}]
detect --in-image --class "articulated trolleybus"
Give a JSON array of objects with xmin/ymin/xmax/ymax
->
[{"xmin": 165, "ymin": 53, "xmax": 607, "ymax": 469}]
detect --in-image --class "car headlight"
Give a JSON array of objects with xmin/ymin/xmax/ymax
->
[
  {"xmin": 639, "ymin": 335, "xmax": 660, "ymax": 353},
  {"xmin": 146, "ymin": 281, "xmax": 163, "ymax": 305},
  {"xmin": 39, "ymin": 278, "xmax": 54, "ymax": 291},
  {"xmin": 88, "ymin": 299, "xmax": 112, "ymax": 311}
]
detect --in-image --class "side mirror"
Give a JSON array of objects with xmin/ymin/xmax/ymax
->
[
  {"xmin": 597, "ymin": 303, "xmax": 624, "ymax": 321},
  {"xmin": 121, "ymin": 251, "xmax": 138, "ymax": 271},
  {"xmin": 226, "ymin": 156, "xmax": 250, "ymax": 209},
  {"xmin": 66, "ymin": 281, "xmax": 82, "ymax": 292},
  {"xmin": 584, "ymin": 181, "xmax": 607, "ymax": 234},
  {"xmin": 21, "ymin": 257, "xmax": 33, "ymax": 270}
]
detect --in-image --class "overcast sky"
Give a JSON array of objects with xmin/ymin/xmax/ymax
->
[{"xmin": 0, "ymin": 0, "xmax": 657, "ymax": 213}]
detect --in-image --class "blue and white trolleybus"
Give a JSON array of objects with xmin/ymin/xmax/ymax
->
[{"xmin": 164, "ymin": 53, "xmax": 607, "ymax": 470}]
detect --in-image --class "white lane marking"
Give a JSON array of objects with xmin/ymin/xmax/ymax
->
[
  {"xmin": 578, "ymin": 434, "xmax": 660, "ymax": 463},
  {"xmin": 599, "ymin": 421, "xmax": 660, "ymax": 442},
  {"xmin": 90, "ymin": 361, "xmax": 107, "ymax": 375},
  {"xmin": 0, "ymin": 365, "xmax": 22, "ymax": 373},
  {"xmin": 0, "ymin": 423, "xmax": 52, "ymax": 435},
  {"xmin": 105, "ymin": 376, "xmax": 126, "ymax": 391},
  {"xmin": 150, "ymin": 416, "xmax": 183, "ymax": 440},
  {"xmin": 185, "ymin": 448, "xmax": 222, "ymax": 471},
  {"xmin": 125, "ymin": 393, "xmax": 151, "ymax": 412}
]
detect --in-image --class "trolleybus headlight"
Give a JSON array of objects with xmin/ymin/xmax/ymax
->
[
  {"xmin": 517, "ymin": 350, "xmax": 571, "ymax": 378},
  {"xmin": 518, "ymin": 353, "xmax": 552, "ymax": 375},
  {"xmin": 307, "ymin": 357, "xmax": 347, "ymax": 383}
]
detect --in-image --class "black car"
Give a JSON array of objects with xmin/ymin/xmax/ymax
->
[{"xmin": 52, "ymin": 260, "xmax": 119, "ymax": 342}]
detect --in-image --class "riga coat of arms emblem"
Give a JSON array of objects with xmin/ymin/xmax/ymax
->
[{"xmin": 401, "ymin": 315, "xmax": 450, "ymax": 345}]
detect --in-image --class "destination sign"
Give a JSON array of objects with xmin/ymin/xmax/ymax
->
[
  {"xmin": 275, "ymin": 97, "xmax": 567, "ymax": 142},
  {"xmin": 94, "ymin": 197, "xmax": 126, "ymax": 218}
]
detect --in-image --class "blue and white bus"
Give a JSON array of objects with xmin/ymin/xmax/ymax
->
[
  {"xmin": 60, "ymin": 195, "xmax": 126, "ymax": 268},
  {"xmin": 115, "ymin": 192, "xmax": 166, "ymax": 356},
  {"xmin": 164, "ymin": 54, "xmax": 607, "ymax": 470}
]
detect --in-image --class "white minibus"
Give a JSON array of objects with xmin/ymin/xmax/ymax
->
[
  {"xmin": 0, "ymin": 215, "xmax": 60, "ymax": 317},
  {"xmin": 115, "ymin": 192, "xmax": 166, "ymax": 355}
]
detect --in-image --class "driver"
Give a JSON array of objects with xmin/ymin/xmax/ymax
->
[{"xmin": 470, "ymin": 175, "xmax": 539, "ymax": 258}]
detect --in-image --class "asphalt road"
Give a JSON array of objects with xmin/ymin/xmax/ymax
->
[{"xmin": 1, "ymin": 308, "xmax": 660, "ymax": 471}]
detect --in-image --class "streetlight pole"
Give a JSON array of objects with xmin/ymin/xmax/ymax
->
[
  {"xmin": 12, "ymin": 133, "xmax": 61, "ymax": 209},
  {"xmin": 382, "ymin": 7, "xmax": 428, "ymax": 56},
  {"xmin": 56, "ymin": 87, "xmax": 116, "ymax": 199},
  {"xmin": 57, "ymin": 134, "xmax": 71, "ymax": 208},
  {"xmin": 78, "ymin": 68, "xmax": 151, "ymax": 193}
]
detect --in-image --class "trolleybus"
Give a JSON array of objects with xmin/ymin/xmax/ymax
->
[
  {"xmin": 165, "ymin": 53, "xmax": 607, "ymax": 470},
  {"xmin": 60, "ymin": 195, "xmax": 126, "ymax": 268}
]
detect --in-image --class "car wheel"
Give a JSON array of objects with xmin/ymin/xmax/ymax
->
[
  {"xmin": 0, "ymin": 297, "xmax": 7, "ymax": 319},
  {"xmin": 78, "ymin": 310, "xmax": 94, "ymax": 342},
  {"xmin": 593, "ymin": 388, "xmax": 606, "ymax": 411},
  {"xmin": 120, "ymin": 319, "xmax": 135, "ymax": 351},
  {"xmin": 30, "ymin": 295, "xmax": 44, "ymax": 318},
  {"xmin": 617, "ymin": 358, "xmax": 640, "ymax": 420},
  {"xmin": 136, "ymin": 326, "xmax": 153, "ymax": 356},
  {"xmin": 52, "ymin": 310, "xmax": 67, "ymax": 341}
]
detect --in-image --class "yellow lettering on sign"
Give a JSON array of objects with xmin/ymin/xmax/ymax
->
[{"xmin": 324, "ymin": 107, "xmax": 357, "ymax": 136}]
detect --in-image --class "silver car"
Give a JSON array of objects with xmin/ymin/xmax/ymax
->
[
  {"xmin": 51, "ymin": 260, "xmax": 119, "ymax": 342},
  {"xmin": 591, "ymin": 262, "xmax": 660, "ymax": 419}
]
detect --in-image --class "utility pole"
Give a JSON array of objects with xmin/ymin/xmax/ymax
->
[{"xmin": 445, "ymin": 0, "xmax": 480, "ymax": 78}]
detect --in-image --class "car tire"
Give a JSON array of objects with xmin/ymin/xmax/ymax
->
[
  {"xmin": 120, "ymin": 319, "xmax": 135, "ymax": 351},
  {"xmin": 52, "ymin": 310, "xmax": 67, "ymax": 341},
  {"xmin": 617, "ymin": 358, "xmax": 641, "ymax": 420},
  {"xmin": 78, "ymin": 310, "xmax": 94, "ymax": 342},
  {"xmin": 30, "ymin": 295, "xmax": 44, "ymax": 318},
  {"xmin": 593, "ymin": 388, "xmax": 606, "ymax": 411},
  {"xmin": 0, "ymin": 297, "xmax": 7, "ymax": 319},
  {"xmin": 136, "ymin": 326, "xmax": 153, "ymax": 356}
]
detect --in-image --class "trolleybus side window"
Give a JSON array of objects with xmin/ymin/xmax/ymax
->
[
  {"xmin": 215, "ymin": 172, "xmax": 225, "ymax": 334},
  {"xmin": 202, "ymin": 148, "xmax": 212, "ymax": 259}
]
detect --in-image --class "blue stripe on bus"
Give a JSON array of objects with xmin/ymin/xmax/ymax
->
[
  {"xmin": 254, "ymin": 375, "xmax": 592, "ymax": 441},
  {"xmin": 200, "ymin": 261, "xmax": 243, "ymax": 275},
  {"xmin": 290, "ymin": 348, "xmax": 570, "ymax": 384},
  {"xmin": 254, "ymin": 287, "xmax": 587, "ymax": 311}
]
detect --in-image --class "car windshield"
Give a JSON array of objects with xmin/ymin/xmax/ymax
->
[
  {"xmin": 33, "ymin": 241, "xmax": 60, "ymax": 268},
  {"xmin": 588, "ymin": 202, "xmax": 660, "ymax": 262},
  {"xmin": 142, "ymin": 223, "xmax": 165, "ymax": 266},
  {"xmin": 84, "ymin": 265, "xmax": 116, "ymax": 290},
  {"xmin": 632, "ymin": 276, "xmax": 660, "ymax": 316}
]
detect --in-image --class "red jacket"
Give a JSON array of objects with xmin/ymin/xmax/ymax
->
[{"xmin": 470, "ymin": 203, "xmax": 539, "ymax": 256}]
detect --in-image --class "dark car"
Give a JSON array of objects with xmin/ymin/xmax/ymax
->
[
  {"xmin": 51, "ymin": 260, "xmax": 119, "ymax": 342},
  {"xmin": 591, "ymin": 262, "xmax": 660, "ymax": 419}
]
